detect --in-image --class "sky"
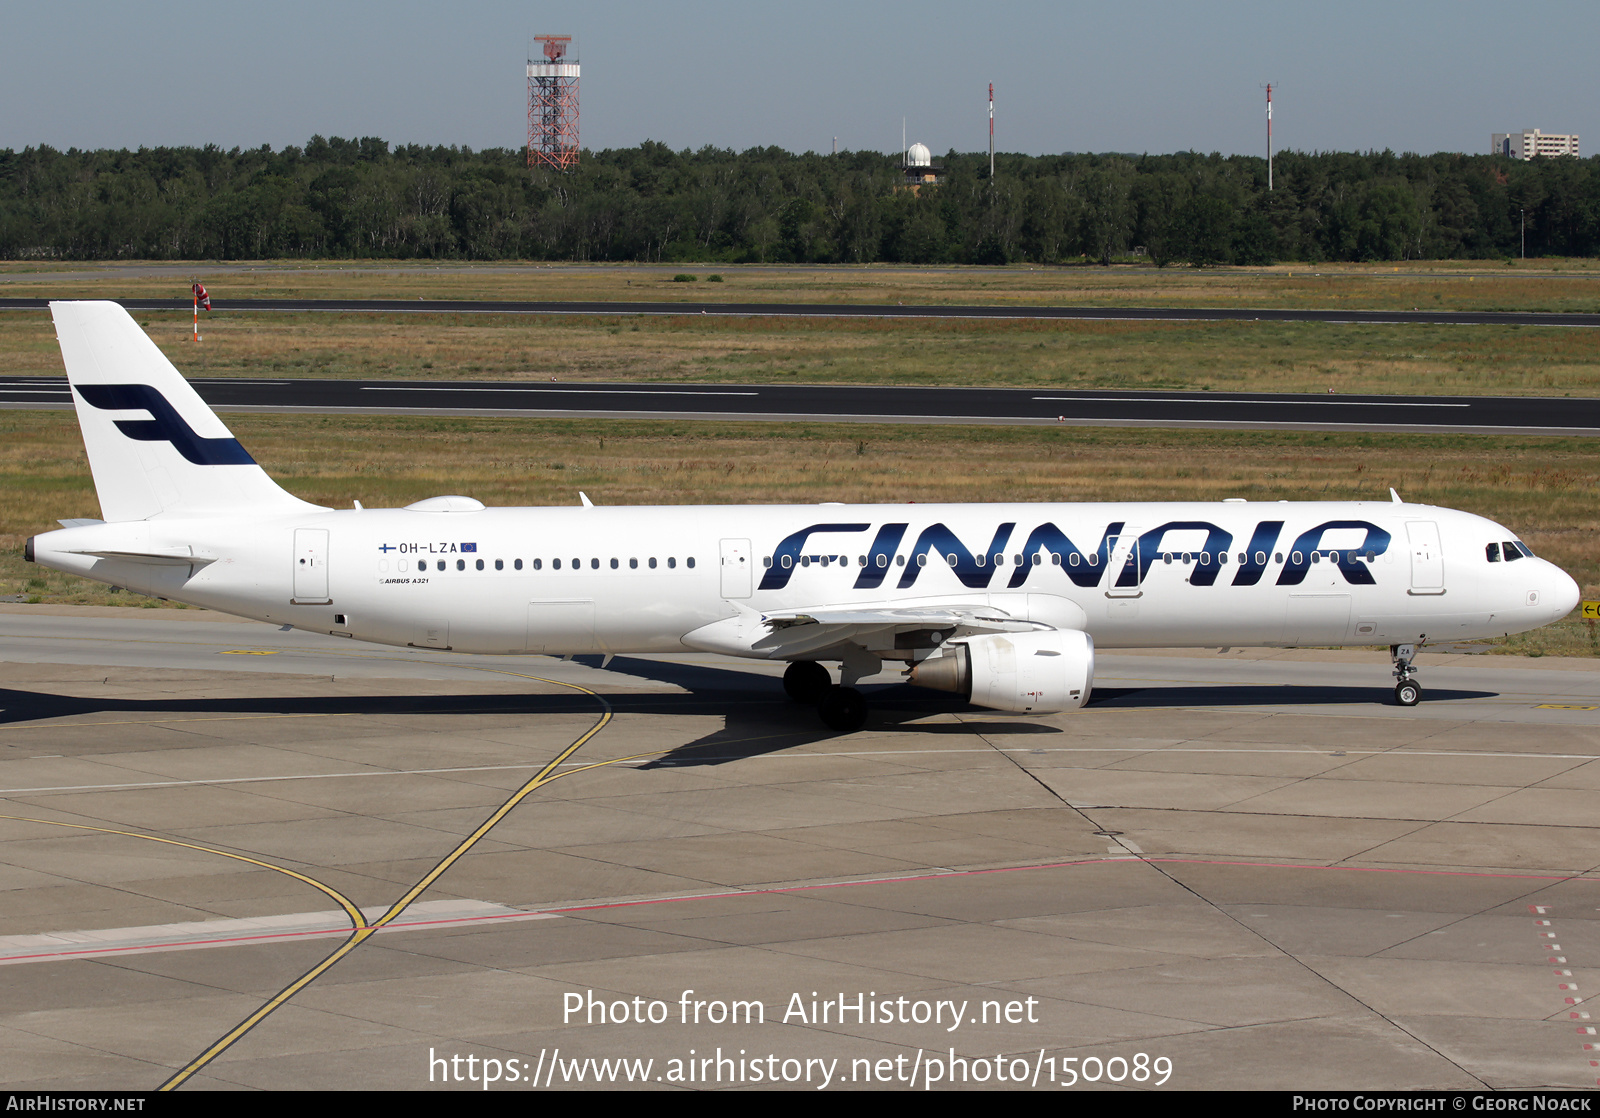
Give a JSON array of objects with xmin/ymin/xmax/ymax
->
[{"xmin": 4, "ymin": 1, "xmax": 1596, "ymax": 159}]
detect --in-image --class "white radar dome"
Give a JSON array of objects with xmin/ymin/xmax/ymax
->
[{"xmin": 907, "ymin": 143, "xmax": 932, "ymax": 167}]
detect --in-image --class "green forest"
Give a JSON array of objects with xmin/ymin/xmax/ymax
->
[{"xmin": 2, "ymin": 136, "xmax": 1597, "ymax": 265}]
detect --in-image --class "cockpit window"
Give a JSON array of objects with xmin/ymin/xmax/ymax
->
[
  {"xmin": 1513, "ymin": 540, "xmax": 1534, "ymax": 558},
  {"xmin": 1502, "ymin": 540, "xmax": 1524, "ymax": 562},
  {"xmin": 1486, "ymin": 542, "xmax": 1501, "ymax": 563}
]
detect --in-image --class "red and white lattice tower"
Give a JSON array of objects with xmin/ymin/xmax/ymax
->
[{"xmin": 527, "ymin": 35, "xmax": 579, "ymax": 171}]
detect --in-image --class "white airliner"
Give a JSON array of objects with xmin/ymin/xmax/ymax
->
[{"xmin": 25, "ymin": 302, "xmax": 1581, "ymax": 731}]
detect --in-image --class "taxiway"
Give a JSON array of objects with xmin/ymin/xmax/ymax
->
[{"xmin": 0, "ymin": 606, "xmax": 1597, "ymax": 1090}]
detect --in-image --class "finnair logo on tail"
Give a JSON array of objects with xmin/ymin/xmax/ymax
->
[{"xmin": 75, "ymin": 384, "xmax": 255, "ymax": 466}]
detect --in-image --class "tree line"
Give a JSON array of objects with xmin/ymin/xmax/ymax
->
[{"xmin": 2, "ymin": 135, "xmax": 1597, "ymax": 265}]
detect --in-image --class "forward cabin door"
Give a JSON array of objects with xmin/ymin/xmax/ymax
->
[
  {"xmin": 1406, "ymin": 521, "xmax": 1445, "ymax": 594},
  {"xmin": 292, "ymin": 528, "xmax": 330, "ymax": 603},
  {"xmin": 720, "ymin": 538, "xmax": 752, "ymax": 599}
]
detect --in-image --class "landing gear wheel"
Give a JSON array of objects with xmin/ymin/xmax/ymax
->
[
  {"xmin": 783, "ymin": 661, "xmax": 832, "ymax": 704},
  {"xmin": 817, "ymin": 686, "xmax": 868, "ymax": 732},
  {"xmin": 1394, "ymin": 680, "xmax": 1421, "ymax": 707}
]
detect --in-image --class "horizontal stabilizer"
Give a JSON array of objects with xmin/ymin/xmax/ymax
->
[{"xmin": 64, "ymin": 548, "xmax": 216, "ymax": 567}]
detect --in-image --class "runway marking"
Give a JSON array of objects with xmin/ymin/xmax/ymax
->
[
  {"xmin": 160, "ymin": 665, "xmax": 614, "ymax": 1091},
  {"xmin": 1537, "ymin": 704, "xmax": 1597, "ymax": 710},
  {"xmin": 0, "ymin": 899, "xmax": 557, "ymax": 965},
  {"xmin": 1033, "ymin": 396, "xmax": 1471, "ymax": 409},
  {"xmin": 361, "ymin": 386, "xmax": 760, "ymax": 397},
  {"xmin": 0, "ymin": 814, "xmax": 364, "ymax": 930},
  {"xmin": 4, "ymin": 744, "xmax": 1596, "ymax": 797},
  {"xmin": 1532, "ymin": 905, "xmax": 1600, "ymax": 1079},
  {"xmin": 220, "ymin": 649, "xmax": 280, "ymax": 655},
  {"xmin": 0, "ymin": 712, "xmax": 366, "ymax": 731},
  {"xmin": 529, "ymin": 853, "xmax": 1587, "ymax": 921},
  {"xmin": 234, "ymin": 403, "xmax": 1596, "ymax": 433}
]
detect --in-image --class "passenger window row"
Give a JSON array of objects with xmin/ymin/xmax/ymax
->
[
  {"xmin": 762, "ymin": 552, "xmax": 1105, "ymax": 569},
  {"xmin": 395, "ymin": 556, "xmax": 696, "ymax": 573},
  {"xmin": 1162, "ymin": 550, "xmax": 1377, "ymax": 565},
  {"xmin": 759, "ymin": 549, "xmax": 1378, "ymax": 570}
]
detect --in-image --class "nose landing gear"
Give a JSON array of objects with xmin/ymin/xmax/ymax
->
[{"xmin": 1391, "ymin": 643, "xmax": 1421, "ymax": 706}]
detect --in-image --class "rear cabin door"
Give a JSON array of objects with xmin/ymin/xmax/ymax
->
[{"xmin": 293, "ymin": 529, "xmax": 330, "ymax": 603}]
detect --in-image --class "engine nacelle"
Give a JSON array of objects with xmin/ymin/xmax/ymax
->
[{"xmin": 909, "ymin": 629, "xmax": 1094, "ymax": 713}]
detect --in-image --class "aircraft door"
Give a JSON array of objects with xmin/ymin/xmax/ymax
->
[
  {"xmin": 293, "ymin": 528, "xmax": 330, "ymax": 603},
  {"xmin": 1406, "ymin": 521, "xmax": 1445, "ymax": 594},
  {"xmin": 1104, "ymin": 533, "xmax": 1143, "ymax": 597},
  {"xmin": 412, "ymin": 620, "xmax": 449, "ymax": 649},
  {"xmin": 720, "ymin": 538, "xmax": 752, "ymax": 599}
]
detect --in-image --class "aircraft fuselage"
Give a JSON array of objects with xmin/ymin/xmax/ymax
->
[{"xmin": 29, "ymin": 500, "xmax": 1577, "ymax": 657}]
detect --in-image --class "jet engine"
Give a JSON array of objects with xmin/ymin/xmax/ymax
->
[{"xmin": 908, "ymin": 629, "xmax": 1094, "ymax": 713}]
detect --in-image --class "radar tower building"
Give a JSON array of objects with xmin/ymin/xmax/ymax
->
[
  {"xmin": 528, "ymin": 35, "xmax": 580, "ymax": 171},
  {"xmin": 902, "ymin": 141, "xmax": 942, "ymax": 187}
]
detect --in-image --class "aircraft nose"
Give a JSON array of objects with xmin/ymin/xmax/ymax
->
[{"xmin": 1546, "ymin": 563, "xmax": 1581, "ymax": 621}]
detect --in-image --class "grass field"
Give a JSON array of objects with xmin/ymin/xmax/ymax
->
[
  {"xmin": 5, "ymin": 308, "xmax": 1600, "ymax": 398},
  {"xmin": 7, "ymin": 261, "xmax": 1600, "ymax": 397},
  {"xmin": 4, "ymin": 411, "xmax": 1595, "ymax": 655},
  {"xmin": 5, "ymin": 258, "xmax": 1600, "ymax": 312}
]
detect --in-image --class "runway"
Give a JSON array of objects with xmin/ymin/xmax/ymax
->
[
  {"xmin": 3, "ymin": 375, "xmax": 1597, "ymax": 436},
  {"xmin": 1, "ymin": 605, "xmax": 1597, "ymax": 1090},
  {"xmin": 4, "ymin": 294, "xmax": 1600, "ymax": 329}
]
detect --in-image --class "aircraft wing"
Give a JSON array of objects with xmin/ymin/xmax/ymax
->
[
  {"xmin": 764, "ymin": 606, "xmax": 968, "ymax": 629},
  {"xmin": 684, "ymin": 599, "xmax": 1059, "ymax": 662}
]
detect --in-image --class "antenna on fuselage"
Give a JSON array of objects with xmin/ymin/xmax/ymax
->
[
  {"xmin": 579, "ymin": 491, "xmax": 595, "ymax": 507},
  {"xmin": 1389, "ymin": 488, "xmax": 1403, "ymax": 503}
]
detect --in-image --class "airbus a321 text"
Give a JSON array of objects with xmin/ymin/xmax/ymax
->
[{"xmin": 26, "ymin": 302, "xmax": 1581, "ymax": 731}]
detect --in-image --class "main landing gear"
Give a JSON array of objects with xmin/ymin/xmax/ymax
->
[
  {"xmin": 783, "ymin": 661, "xmax": 868, "ymax": 732},
  {"xmin": 1391, "ymin": 643, "xmax": 1421, "ymax": 706},
  {"xmin": 782, "ymin": 660, "xmax": 831, "ymax": 703}
]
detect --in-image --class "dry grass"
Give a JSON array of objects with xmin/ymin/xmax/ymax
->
[
  {"xmin": 3, "ymin": 411, "xmax": 1596, "ymax": 654},
  {"xmin": 5, "ymin": 309, "xmax": 1600, "ymax": 398},
  {"xmin": 5, "ymin": 258, "xmax": 1600, "ymax": 312},
  {"xmin": 8, "ymin": 259, "xmax": 1600, "ymax": 398}
]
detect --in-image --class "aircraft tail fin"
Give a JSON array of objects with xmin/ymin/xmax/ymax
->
[{"xmin": 50, "ymin": 301, "xmax": 327, "ymax": 522}]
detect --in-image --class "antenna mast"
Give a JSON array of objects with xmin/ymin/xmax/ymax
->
[
  {"xmin": 988, "ymin": 83, "xmax": 995, "ymax": 179},
  {"xmin": 1262, "ymin": 82, "xmax": 1276, "ymax": 190}
]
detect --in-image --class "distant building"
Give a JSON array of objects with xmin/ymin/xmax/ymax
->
[
  {"xmin": 1492, "ymin": 130, "xmax": 1580, "ymax": 159},
  {"xmin": 902, "ymin": 142, "xmax": 943, "ymax": 187}
]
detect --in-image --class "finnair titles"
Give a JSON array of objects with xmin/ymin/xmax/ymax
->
[{"xmin": 27, "ymin": 302, "xmax": 1580, "ymax": 731}]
